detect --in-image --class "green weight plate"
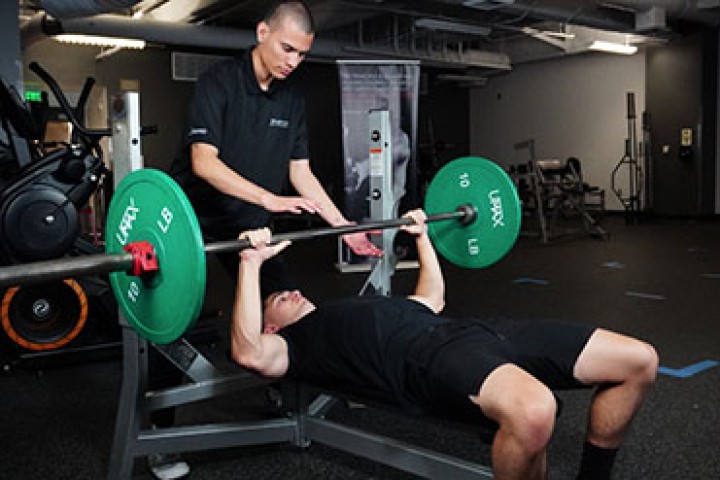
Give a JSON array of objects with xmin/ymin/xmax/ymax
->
[
  {"xmin": 105, "ymin": 169, "xmax": 206, "ymax": 344},
  {"xmin": 425, "ymin": 156, "xmax": 521, "ymax": 268}
]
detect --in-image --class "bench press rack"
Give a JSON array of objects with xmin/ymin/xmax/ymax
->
[{"xmin": 106, "ymin": 94, "xmax": 493, "ymax": 479}]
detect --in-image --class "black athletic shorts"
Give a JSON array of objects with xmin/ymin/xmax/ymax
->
[{"xmin": 403, "ymin": 317, "xmax": 596, "ymax": 424}]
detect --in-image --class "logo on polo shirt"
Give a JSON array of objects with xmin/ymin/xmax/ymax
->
[
  {"xmin": 189, "ymin": 127, "xmax": 208, "ymax": 136},
  {"xmin": 269, "ymin": 118, "xmax": 289, "ymax": 129}
]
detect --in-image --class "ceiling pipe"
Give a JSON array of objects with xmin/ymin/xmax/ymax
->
[
  {"xmin": 39, "ymin": 0, "xmax": 142, "ymax": 19},
  {"xmin": 141, "ymin": 0, "xmax": 218, "ymax": 23},
  {"xmin": 33, "ymin": 13, "xmax": 257, "ymax": 50},
  {"xmin": 21, "ymin": 13, "xmax": 510, "ymax": 69}
]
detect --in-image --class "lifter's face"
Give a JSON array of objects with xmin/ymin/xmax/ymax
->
[
  {"xmin": 263, "ymin": 290, "xmax": 315, "ymax": 333},
  {"xmin": 254, "ymin": 15, "xmax": 314, "ymax": 85}
]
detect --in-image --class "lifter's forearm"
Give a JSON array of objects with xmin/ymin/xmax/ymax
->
[{"xmin": 413, "ymin": 233, "xmax": 445, "ymax": 312}]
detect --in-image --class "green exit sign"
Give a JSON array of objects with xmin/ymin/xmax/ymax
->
[{"xmin": 24, "ymin": 90, "xmax": 43, "ymax": 102}]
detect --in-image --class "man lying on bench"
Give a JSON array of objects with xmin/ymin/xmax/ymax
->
[{"xmin": 230, "ymin": 209, "xmax": 658, "ymax": 480}]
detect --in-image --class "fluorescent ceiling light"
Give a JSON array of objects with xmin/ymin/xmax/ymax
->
[
  {"xmin": 414, "ymin": 18, "xmax": 491, "ymax": 36},
  {"xmin": 539, "ymin": 30, "xmax": 575, "ymax": 40},
  {"xmin": 463, "ymin": 0, "xmax": 515, "ymax": 9},
  {"xmin": 588, "ymin": 40, "xmax": 637, "ymax": 55},
  {"xmin": 53, "ymin": 34, "xmax": 146, "ymax": 49}
]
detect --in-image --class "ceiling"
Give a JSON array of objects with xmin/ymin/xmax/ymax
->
[{"xmin": 18, "ymin": 0, "xmax": 720, "ymax": 80}]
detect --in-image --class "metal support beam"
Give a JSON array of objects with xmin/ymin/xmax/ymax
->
[{"xmin": 307, "ymin": 416, "xmax": 494, "ymax": 479}]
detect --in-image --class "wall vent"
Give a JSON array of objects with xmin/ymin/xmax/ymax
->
[{"xmin": 171, "ymin": 52, "xmax": 230, "ymax": 82}]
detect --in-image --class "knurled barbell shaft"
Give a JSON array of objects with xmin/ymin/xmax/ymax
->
[
  {"xmin": 0, "ymin": 207, "xmax": 473, "ymax": 289},
  {"xmin": 204, "ymin": 208, "xmax": 470, "ymax": 256},
  {"xmin": 0, "ymin": 252, "xmax": 134, "ymax": 288}
]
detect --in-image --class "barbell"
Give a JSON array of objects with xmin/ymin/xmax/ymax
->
[{"xmin": 0, "ymin": 156, "xmax": 521, "ymax": 344}]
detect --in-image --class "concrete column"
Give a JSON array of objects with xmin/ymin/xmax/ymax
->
[
  {"xmin": 716, "ymin": 30, "xmax": 720, "ymax": 214},
  {"xmin": 0, "ymin": 1, "xmax": 23, "ymax": 92}
]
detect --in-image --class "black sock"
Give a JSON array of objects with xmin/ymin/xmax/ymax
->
[{"xmin": 576, "ymin": 441, "xmax": 618, "ymax": 480}]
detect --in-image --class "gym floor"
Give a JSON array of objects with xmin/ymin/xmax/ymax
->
[{"xmin": 1, "ymin": 214, "xmax": 719, "ymax": 479}]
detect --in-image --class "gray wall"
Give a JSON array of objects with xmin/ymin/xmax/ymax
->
[
  {"xmin": 23, "ymin": 42, "xmax": 98, "ymax": 96},
  {"xmin": 95, "ymin": 48, "xmax": 194, "ymax": 170},
  {"xmin": 469, "ymin": 52, "xmax": 646, "ymax": 212}
]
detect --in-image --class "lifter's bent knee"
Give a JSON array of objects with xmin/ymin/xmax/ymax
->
[
  {"xmin": 508, "ymin": 395, "xmax": 557, "ymax": 454},
  {"xmin": 575, "ymin": 330, "xmax": 659, "ymax": 387},
  {"xmin": 474, "ymin": 365, "xmax": 557, "ymax": 454},
  {"xmin": 630, "ymin": 341, "xmax": 658, "ymax": 386}
]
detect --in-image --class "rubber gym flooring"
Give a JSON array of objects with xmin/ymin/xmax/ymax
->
[{"xmin": 1, "ymin": 214, "xmax": 719, "ymax": 479}]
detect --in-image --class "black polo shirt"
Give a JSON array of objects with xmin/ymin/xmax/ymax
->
[{"xmin": 170, "ymin": 48, "xmax": 310, "ymax": 240}]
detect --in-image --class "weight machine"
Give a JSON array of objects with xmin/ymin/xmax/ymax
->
[
  {"xmin": 611, "ymin": 92, "xmax": 644, "ymax": 224},
  {"xmin": 511, "ymin": 139, "xmax": 607, "ymax": 243}
]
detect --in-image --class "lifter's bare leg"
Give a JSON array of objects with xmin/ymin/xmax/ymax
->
[
  {"xmin": 574, "ymin": 329, "xmax": 657, "ymax": 446},
  {"xmin": 471, "ymin": 364, "xmax": 558, "ymax": 480},
  {"xmin": 572, "ymin": 329, "xmax": 658, "ymax": 479}
]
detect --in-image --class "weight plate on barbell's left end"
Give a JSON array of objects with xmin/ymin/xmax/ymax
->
[
  {"xmin": 105, "ymin": 169, "xmax": 206, "ymax": 344},
  {"xmin": 425, "ymin": 156, "xmax": 521, "ymax": 268}
]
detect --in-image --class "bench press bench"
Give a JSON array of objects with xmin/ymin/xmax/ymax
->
[{"xmin": 107, "ymin": 321, "xmax": 495, "ymax": 479}]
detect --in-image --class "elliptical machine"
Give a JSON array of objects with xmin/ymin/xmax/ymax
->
[
  {"xmin": 0, "ymin": 62, "xmax": 110, "ymax": 264},
  {"xmin": 0, "ymin": 62, "xmax": 115, "ymax": 362}
]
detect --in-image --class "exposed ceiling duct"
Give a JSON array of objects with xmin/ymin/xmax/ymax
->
[
  {"xmin": 20, "ymin": 11, "xmax": 512, "ymax": 70},
  {"xmin": 139, "ymin": 0, "xmax": 219, "ymax": 23},
  {"xmin": 39, "ymin": 0, "xmax": 142, "ymax": 19},
  {"xmin": 25, "ymin": 13, "xmax": 257, "ymax": 51}
]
